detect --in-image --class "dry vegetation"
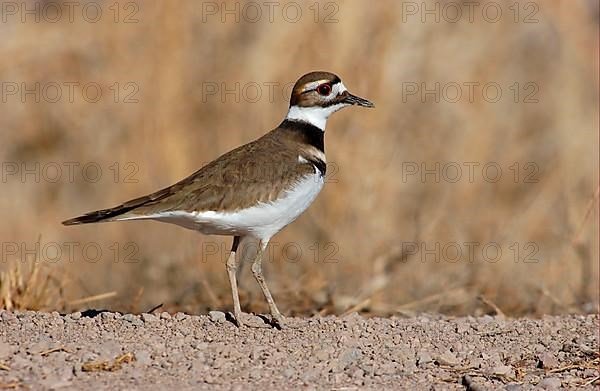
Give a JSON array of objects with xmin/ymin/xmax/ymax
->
[{"xmin": 0, "ymin": 1, "xmax": 598, "ymax": 317}]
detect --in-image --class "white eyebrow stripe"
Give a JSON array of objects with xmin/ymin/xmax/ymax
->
[{"xmin": 302, "ymin": 80, "xmax": 331, "ymax": 92}]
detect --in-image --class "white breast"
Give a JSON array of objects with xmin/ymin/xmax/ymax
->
[{"xmin": 123, "ymin": 171, "xmax": 325, "ymax": 242}]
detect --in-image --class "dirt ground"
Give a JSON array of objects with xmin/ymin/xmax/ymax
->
[{"xmin": 0, "ymin": 311, "xmax": 597, "ymax": 390}]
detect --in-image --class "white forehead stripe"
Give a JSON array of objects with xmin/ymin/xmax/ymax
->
[{"xmin": 333, "ymin": 82, "xmax": 347, "ymax": 95}]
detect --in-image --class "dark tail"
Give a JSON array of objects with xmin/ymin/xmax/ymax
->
[
  {"xmin": 62, "ymin": 190, "xmax": 168, "ymax": 226},
  {"xmin": 62, "ymin": 173, "xmax": 187, "ymax": 226},
  {"xmin": 62, "ymin": 203, "xmax": 140, "ymax": 225}
]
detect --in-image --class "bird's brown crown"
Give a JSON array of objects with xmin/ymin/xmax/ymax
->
[{"xmin": 289, "ymin": 71, "xmax": 342, "ymax": 107}]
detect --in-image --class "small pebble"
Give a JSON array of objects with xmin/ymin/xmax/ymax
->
[
  {"xmin": 435, "ymin": 351, "xmax": 460, "ymax": 366},
  {"xmin": 70, "ymin": 312, "xmax": 82, "ymax": 320},
  {"xmin": 174, "ymin": 312, "xmax": 187, "ymax": 321},
  {"xmin": 538, "ymin": 377, "xmax": 562, "ymax": 390},
  {"xmin": 208, "ymin": 311, "xmax": 226, "ymax": 323},
  {"xmin": 537, "ymin": 352, "xmax": 559, "ymax": 369},
  {"xmin": 141, "ymin": 313, "xmax": 158, "ymax": 323},
  {"xmin": 491, "ymin": 365, "xmax": 513, "ymax": 376},
  {"xmin": 122, "ymin": 314, "xmax": 143, "ymax": 326}
]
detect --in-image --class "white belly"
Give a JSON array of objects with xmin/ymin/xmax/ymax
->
[{"xmin": 122, "ymin": 172, "xmax": 324, "ymax": 242}]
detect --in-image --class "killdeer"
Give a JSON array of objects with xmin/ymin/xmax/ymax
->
[{"xmin": 63, "ymin": 71, "xmax": 374, "ymax": 328}]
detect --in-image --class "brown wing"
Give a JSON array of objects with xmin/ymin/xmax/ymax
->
[{"xmin": 62, "ymin": 129, "xmax": 315, "ymax": 225}]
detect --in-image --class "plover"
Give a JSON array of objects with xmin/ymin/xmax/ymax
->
[{"xmin": 63, "ymin": 71, "xmax": 374, "ymax": 328}]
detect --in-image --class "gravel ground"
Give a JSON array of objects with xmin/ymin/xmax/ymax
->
[{"xmin": 0, "ymin": 311, "xmax": 597, "ymax": 390}]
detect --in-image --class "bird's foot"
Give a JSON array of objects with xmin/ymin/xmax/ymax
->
[{"xmin": 264, "ymin": 312, "xmax": 305, "ymax": 330}]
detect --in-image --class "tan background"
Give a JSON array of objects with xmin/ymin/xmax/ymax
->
[{"xmin": 0, "ymin": 0, "xmax": 598, "ymax": 316}]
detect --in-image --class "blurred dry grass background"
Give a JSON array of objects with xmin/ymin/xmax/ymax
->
[{"xmin": 0, "ymin": 0, "xmax": 598, "ymax": 317}]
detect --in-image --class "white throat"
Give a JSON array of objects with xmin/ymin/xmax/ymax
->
[{"xmin": 285, "ymin": 104, "xmax": 346, "ymax": 130}]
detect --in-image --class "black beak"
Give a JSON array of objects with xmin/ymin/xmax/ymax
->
[{"xmin": 343, "ymin": 92, "xmax": 375, "ymax": 108}]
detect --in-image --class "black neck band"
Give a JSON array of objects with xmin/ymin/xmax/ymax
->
[{"xmin": 279, "ymin": 119, "xmax": 324, "ymax": 153}]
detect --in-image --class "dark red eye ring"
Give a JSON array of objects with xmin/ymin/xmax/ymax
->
[{"xmin": 316, "ymin": 83, "xmax": 332, "ymax": 96}]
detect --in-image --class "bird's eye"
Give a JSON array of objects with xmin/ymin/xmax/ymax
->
[{"xmin": 316, "ymin": 84, "xmax": 332, "ymax": 96}]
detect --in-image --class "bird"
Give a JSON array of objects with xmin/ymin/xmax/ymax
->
[{"xmin": 62, "ymin": 71, "xmax": 374, "ymax": 328}]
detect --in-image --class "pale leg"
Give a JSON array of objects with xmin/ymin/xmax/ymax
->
[
  {"xmin": 250, "ymin": 240, "xmax": 285, "ymax": 327},
  {"xmin": 225, "ymin": 236, "xmax": 243, "ymax": 326}
]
